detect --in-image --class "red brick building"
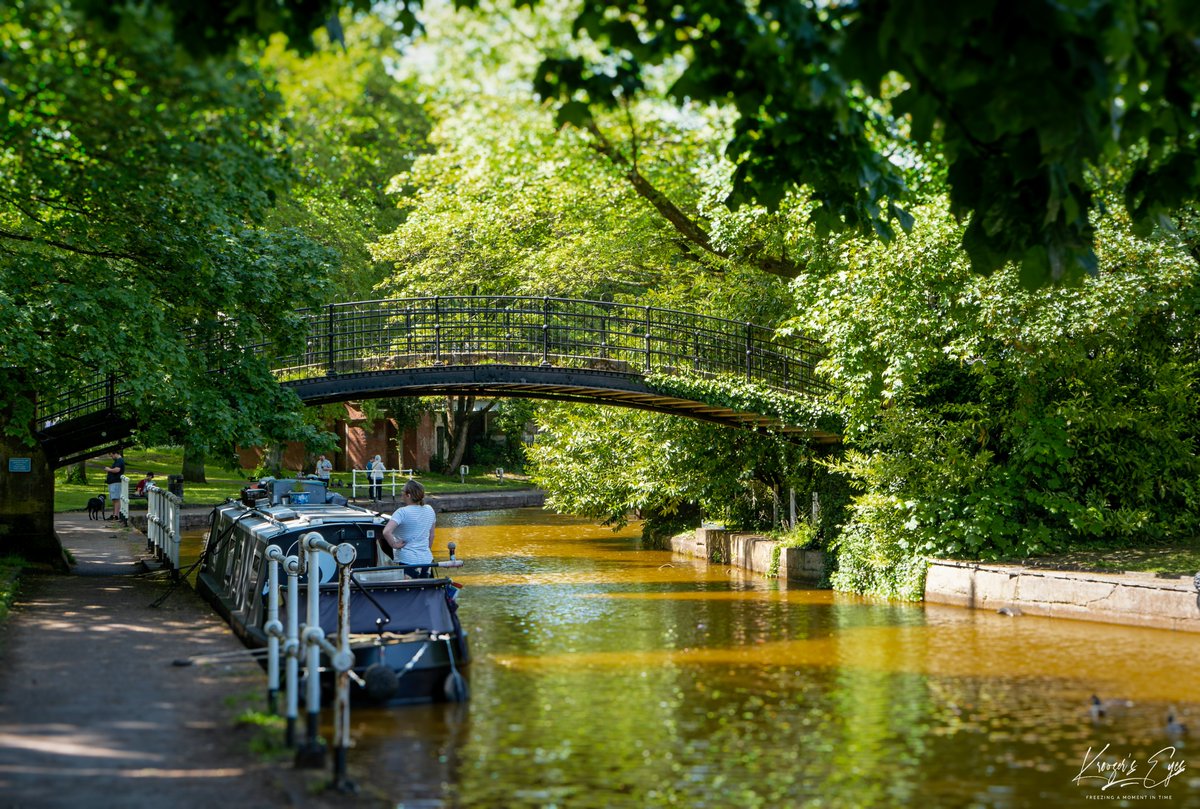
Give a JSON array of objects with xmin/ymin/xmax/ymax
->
[{"xmin": 237, "ymin": 403, "xmax": 437, "ymax": 475}]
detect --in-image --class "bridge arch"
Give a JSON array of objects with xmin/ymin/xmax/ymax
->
[{"xmin": 35, "ymin": 296, "xmax": 839, "ymax": 466}]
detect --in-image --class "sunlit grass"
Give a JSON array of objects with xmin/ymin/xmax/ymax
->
[
  {"xmin": 53, "ymin": 446, "xmax": 534, "ymax": 513},
  {"xmin": 1015, "ymin": 537, "xmax": 1200, "ymax": 577}
]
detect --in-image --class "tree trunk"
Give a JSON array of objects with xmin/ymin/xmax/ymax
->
[
  {"xmin": 0, "ymin": 384, "xmax": 68, "ymax": 569},
  {"xmin": 182, "ymin": 443, "xmax": 207, "ymax": 483},
  {"xmin": 443, "ymin": 396, "xmax": 473, "ymax": 473},
  {"xmin": 442, "ymin": 396, "xmax": 495, "ymax": 473},
  {"xmin": 264, "ymin": 443, "xmax": 285, "ymax": 478},
  {"xmin": 63, "ymin": 461, "xmax": 87, "ymax": 485}
]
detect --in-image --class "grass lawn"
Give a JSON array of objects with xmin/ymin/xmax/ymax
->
[
  {"xmin": 1012, "ymin": 538, "xmax": 1200, "ymax": 577},
  {"xmin": 54, "ymin": 447, "xmax": 535, "ymax": 513}
]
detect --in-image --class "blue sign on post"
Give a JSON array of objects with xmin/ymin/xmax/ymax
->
[{"xmin": 8, "ymin": 458, "xmax": 32, "ymax": 473}]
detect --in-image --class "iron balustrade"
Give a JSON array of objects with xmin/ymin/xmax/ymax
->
[
  {"xmin": 266, "ymin": 295, "xmax": 827, "ymax": 394},
  {"xmin": 34, "ymin": 296, "xmax": 828, "ymax": 428}
]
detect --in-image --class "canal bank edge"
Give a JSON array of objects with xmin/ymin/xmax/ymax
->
[
  {"xmin": 924, "ymin": 560, "xmax": 1200, "ymax": 633},
  {"xmin": 671, "ymin": 527, "xmax": 1200, "ymax": 633}
]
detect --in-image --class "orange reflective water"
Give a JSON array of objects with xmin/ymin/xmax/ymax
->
[{"xmin": 190, "ymin": 508, "xmax": 1200, "ymax": 806}]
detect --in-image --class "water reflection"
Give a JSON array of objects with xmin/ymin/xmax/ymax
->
[{"xmin": 186, "ymin": 508, "xmax": 1200, "ymax": 806}]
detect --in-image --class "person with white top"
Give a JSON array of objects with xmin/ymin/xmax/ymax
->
[
  {"xmin": 369, "ymin": 454, "xmax": 385, "ymax": 502},
  {"xmin": 315, "ymin": 454, "xmax": 333, "ymax": 485},
  {"xmin": 382, "ymin": 479, "xmax": 436, "ymax": 577}
]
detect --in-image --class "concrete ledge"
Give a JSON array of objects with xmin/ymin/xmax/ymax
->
[
  {"xmin": 925, "ymin": 560, "xmax": 1200, "ymax": 632},
  {"xmin": 427, "ymin": 490, "xmax": 544, "ymax": 513},
  {"xmin": 669, "ymin": 528, "xmax": 827, "ymax": 583}
]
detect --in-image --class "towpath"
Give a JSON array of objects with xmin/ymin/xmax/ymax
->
[{"xmin": 0, "ymin": 514, "xmax": 369, "ymax": 808}]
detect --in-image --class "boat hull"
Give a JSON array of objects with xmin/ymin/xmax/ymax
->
[{"xmin": 195, "ymin": 484, "xmax": 469, "ymax": 705}]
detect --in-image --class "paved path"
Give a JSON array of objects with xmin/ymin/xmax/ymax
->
[{"xmin": 0, "ymin": 515, "xmax": 362, "ymax": 808}]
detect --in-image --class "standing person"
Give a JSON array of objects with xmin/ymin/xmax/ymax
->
[
  {"xmin": 315, "ymin": 454, "xmax": 333, "ymax": 485},
  {"xmin": 103, "ymin": 449, "xmax": 126, "ymax": 521},
  {"xmin": 369, "ymin": 454, "xmax": 385, "ymax": 502},
  {"xmin": 382, "ymin": 479, "xmax": 435, "ymax": 578}
]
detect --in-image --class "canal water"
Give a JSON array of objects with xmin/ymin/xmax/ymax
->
[{"xmin": 192, "ymin": 508, "xmax": 1200, "ymax": 807}]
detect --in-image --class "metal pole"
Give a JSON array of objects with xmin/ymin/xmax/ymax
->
[
  {"xmin": 168, "ymin": 492, "xmax": 181, "ymax": 572},
  {"xmin": 331, "ymin": 542, "xmax": 357, "ymax": 793},
  {"xmin": 326, "ymin": 304, "xmax": 336, "ymax": 376},
  {"xmin": 745, "ymin": 322, "xmax": 753, "ymax": 381},
  {"xmin": 265, "ymin": 547, "xmax": 285, "ymax": 710},
  {"xmin": 433, "ymin": 296, "xmax": 442, "ymax": 365},
  {"xmin": 265, "ymin": 550, "xmax": 283, "ymax": 714},
  {"xmin": 645, "ymin": 306, "xmax": 652, "ymax": 372},
  {"xmin": 541, "ymin": 296, "xmax": 551, "ymax": 366},
  {"xmin": 300, "ymin": 541, "xmax": 325, "ymax": 765},
  {"xmin": 284, "ymin": 554, "xmax": 301, "ymax": 748}
]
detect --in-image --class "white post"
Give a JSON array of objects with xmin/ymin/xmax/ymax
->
[
  {"xmin": 789, "ymin": 488, "xmax": 796, "ymax": 531},
  {"xmin": 167, "ymin": 490, "xmax": 181, "ymax": 570},
  {"xmin": 330, "ymin": 540, "xmax": 357, "ymax": 791},
  {"xmin": 145, "ymin": 487, "xmax": 158, "ymax": 556},
  {"xmin": 264, "ymin": 548, "xmax": 285, "ymax": 714},
  {"xmin": 119, "ymin": 475, "xmax": 130, "ymax": 522},
  {"xmin": 284, "ymin": 552, "xmax": 301, "ymax": 747},
  {"xmin": 302, "ymin": 540, "xmax": 325, "ymax": 757}
]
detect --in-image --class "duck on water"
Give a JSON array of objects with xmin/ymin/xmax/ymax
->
[{"xmin": 195, "ymin": 477, "xmax": 469, "ymax": 705}]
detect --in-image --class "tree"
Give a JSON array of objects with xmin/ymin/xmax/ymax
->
[
  {"xmin": 0, "ymin": 2, "xmax": 335, "ymax": 460},
  {"xmin": 526, "ymin": 403, "xmax": 831, "ymax": 545},
  {"xmin": 789, "ymin": 195, "xmax": 1200, "ymax": 598},
  {"xmin": 535, "ymin": 0, "xmax": 1200, "ymax": 287},
  {"xmin": 259, "ymin": 17, "xmax": 435, "ymax": 299}
]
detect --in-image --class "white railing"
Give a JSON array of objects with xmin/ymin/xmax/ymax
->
[
  {"xmin": 350, "ymin": 468, "xmax": 415, "ymax": 501},
  {"xmin": 259, "ymin": 535, "xmax": 465, "ymax": 786},
  {"xmin": 118, "ymin": 475, "xmax": 130, "ymax": 522},
  {"xmin": 144, "ymin": 483, "xmax": 183, "ymax": 571},
  {"xmin": 264, "ymin": 533, "xmax": 357, "ymax": 789}
]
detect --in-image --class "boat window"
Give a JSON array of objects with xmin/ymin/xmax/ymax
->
[{"xmin": 243, "ymin": 552, "xmax": 263, "ymax": 614}]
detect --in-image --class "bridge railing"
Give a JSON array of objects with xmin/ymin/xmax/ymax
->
[
  {"xmin": 35, "ymin": 296, "xmax": 827, "ymax": 429},
  {"xmin": 268, "ymin": 296, "xmax": 827, "ymax": 395},
  {"xmin": 36, "ymin": 374, "xmax": 125, "ymax": 429}
]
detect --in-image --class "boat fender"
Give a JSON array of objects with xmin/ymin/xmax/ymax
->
[
  {"xmin": 326, "ymin": 493, "xmax": 348, "ymax": 506},
  {"xmin": 363, "ymin": 663, "xmax": 400, "ymax": 702}
]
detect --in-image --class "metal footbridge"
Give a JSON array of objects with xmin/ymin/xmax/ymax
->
[{"xmin": 34, "ymin": 296, "xmax": 838, "ymax": 466}]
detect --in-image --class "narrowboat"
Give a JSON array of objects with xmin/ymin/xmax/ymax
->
[{"xmin": 195, "ymin": 477, "xmax": 469, "ymax": 704}]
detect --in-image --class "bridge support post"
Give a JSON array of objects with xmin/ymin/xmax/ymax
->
[{"xmin": 0, "ymin": 401, "xmax": 67, "ymax": 570}]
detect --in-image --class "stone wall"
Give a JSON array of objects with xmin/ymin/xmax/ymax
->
[
  {"xmin": 925, "ymin": 560, "xmax": 1200, "ymax": 632},
  {"xmin": 669, "ymin": 527, "xmax": 827, "ymax": 583}
]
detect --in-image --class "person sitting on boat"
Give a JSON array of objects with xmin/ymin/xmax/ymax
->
[{"xmin": 382, "ymin": 479, "xmax": 436, "ymax": 578}]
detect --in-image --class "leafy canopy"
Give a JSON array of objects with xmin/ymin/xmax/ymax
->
[
  {"xmin": 534, "ymin": 0, "xmax": 1200, "ymax": 287},
  {"xmin": 0, "ymin": 1, "xmax": 334, "ymax": 453}
]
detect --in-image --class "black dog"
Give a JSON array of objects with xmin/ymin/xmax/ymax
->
[{"xmin": 86, "ymin": 494, "xmax": 106, "ymax": 520}]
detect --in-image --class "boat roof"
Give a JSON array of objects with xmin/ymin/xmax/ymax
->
[{"xmin": 215, "ymin": 494, "xmax": 387, "ymax": 545}]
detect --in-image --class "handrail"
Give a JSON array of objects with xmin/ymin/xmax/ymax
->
[
  {"xmin": 144, "ymin": 483, "xmax": 183, "ymax": 572},
  {"xmin": 34, "ymin": 295, "xmax": 827, "ymax": 427}
]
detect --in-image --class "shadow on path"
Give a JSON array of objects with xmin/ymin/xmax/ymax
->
[{"xmin": 0, "ymin": 514, "xmax": 365, "ymax": 808}]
